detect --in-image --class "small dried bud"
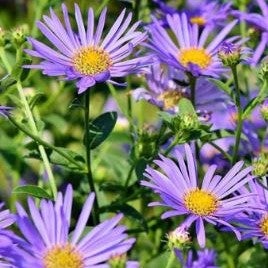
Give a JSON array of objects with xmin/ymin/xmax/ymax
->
[
  {"xmin": 253, "ymin": 153, "xmax": 268, "ymax": 177},
  {"xmin": 167, "ymin": 227, "xmax": 190, "ymax": 250},
  {"xmin": 258, "ymin": 61, "xmax": 268, "ymax": 83},
  {"xmin": 261, "ymin": 100, "xmax": 268, "ymax": 122},
  {"xmin": 11, "ymin": 25, "xmax": 28, "ymax": 47},
  {"xmin": 218, "ymin": 42, "xmax": 241, "ymax": 67},
  {"xmin": 180, "ymin": 114, "xmax": 200, "ymax": 130},
  {"xmin": 109, "ymin": 254, "xmax": 127, "ymax": 268}
]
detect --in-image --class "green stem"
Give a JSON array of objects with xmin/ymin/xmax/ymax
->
[
  {"xmin": 124, "ymin": 163, "xmax": 135, "ymax": 188},
  {"xmin": 8, "ymin": 116, "xmax": 85, "ymax": 172},
  {"xmin": 188, "ymin": 73, "xmax": 197, "ymax": 108},
  {"xmin": 208, "ymin": 141, "xmax": 232, "ymax": 162},
  {"xmin": 165, "ymin": 251, "xmax": 176, "ymax": 268},
  {"xmin": 16, "ymin": 82, "xmax": 58, "ymax": 199},
  {"xmin": 84, "ymin": 90, "xmax": 100, "ymax": 225},
  {"xmin": 0, "ymin": 47, "xmax": 12, "ymax": 73},
  {"xmin": 231, "ymin": 65, "xmax": 243, "ymax": 165},
  {"xmin": 164, "ymin": 135, "xmax": 180, "ymax": 156}
]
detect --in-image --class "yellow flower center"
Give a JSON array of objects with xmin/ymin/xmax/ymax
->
[
  {"xmin": 260, "ymin": 214, "xmax": 268, "ymax": 236},
  {"xmin": 158, "ymin": 90, "xmax": 184, "ymax": 109},
  {"xmin": 190, "ymin": 16, "xmax": 206, "ymax": 26},
  {"xmin": 179, "ymin": 48, "xmax": 211, "ymax": 69},
  {"xmin": 73, "ymin": 46, "xmax": 111, "ymax": 76},
  {"xmin": 184, "ymin": 189, "xmax": 218, "ymax": 216},
  {"xmin": 43, "ymin": 244, "xmax": 84, "ymax": 268}
]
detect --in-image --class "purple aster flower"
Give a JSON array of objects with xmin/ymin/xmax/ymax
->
[
  {"xmin": 184, "ymin": 248, "xmax": 218, "ymax": 268},
  {"xmin": 141, "ymin": 144, "xmax": 254, "ymax": 247},
  {"xmin": 0, "ymin": 203, "xmax": 17, "ymax": 267},
  {"xmin": 234, "ymin": 179, "xmax": 268, "ymax": 248},
  {"xmin": 12, "ymin": 185, "xmax": 135, "ymax": 267},
  {"xmin": 25, "ymin": 4, "xmax": 150, "ymax": 94},
  {"xmin": 148, "ymin": 13, "xmax": 237, "ymax": 77},
  {"xmin": 232, "ymin": 0, "xmax": 268, "ymax": 65},
  {"xmin": 132, "ymin": 63, "xmax": 229, "ymax": 117},
  {"xmin": 154, "ymin": 0, "xmax": 231, "ymax": 27},
  {"xmin": 0, "ymin": 106, "xmax": 12, "ymax": 118}
]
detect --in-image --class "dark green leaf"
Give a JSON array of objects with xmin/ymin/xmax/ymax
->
[
  {"xmin": 87, "ymin": 111, "xmax": 118, "ymax": 149},
  {"xmin": 13, "ymin": 185, "xmax": 52, "ymax": 199},
  {"xmin": 208, "ymin": 78, "xmax": 232, "ymax": 96},
  {"xmin": 135, "ymin": 158, "xmax": 148, "ymax": 180}
]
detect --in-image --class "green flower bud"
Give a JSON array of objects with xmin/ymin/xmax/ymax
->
[
  {"xmin": 258, "ymin": 62, "xmax": 268, "ymax": 84},
  {"xmin": 167, "ymin": 227, "xmax": 190, "ymax": 250},
  {"xmin": 180, "ymin": 114, "xmax": 199, "ymax": 130},
  {"xmin": 253, "ymin": 153, "xmax": 268, "ymax": 177},
  {"xmin": 11, "ymin": 25, "xmax": 28, "ymax": 47},
  {"xmin": 109, "ymin": 254, "xmax": 127, "ymax": 268},
  {"xmin": 261, "ymin": 101, "xmax": 268, "ymax": 122}
]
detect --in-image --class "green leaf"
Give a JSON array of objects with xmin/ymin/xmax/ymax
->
[
  {"xmin": 208, "ymin": 78, "xmax": 232, "ymax": 96},
  {"xmin": 87, "ymin": 111, "xmax": 118, "ymax": 149},
  {"xmin": 49, "ymin": 147, "xmax": 85, "ymax": 168},
  {"xmin": 135, "ymin": 158, "xmax": 148, "ymax": 180},
  {"xmin": 0, "ymin": 74, "xmax": 16, "ymax": 91},
  {"xmin": 13, "ymin": 185, "xmax": 52, "ymax": 199},
  {"xmin": 178, "ymin": 97, "xmax": 196, "ymax": 115},
  {"xmin": 29, "ymin": 92, "xmax": 46, "ymax": 109}
]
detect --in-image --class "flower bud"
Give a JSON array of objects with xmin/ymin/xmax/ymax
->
[
  {"xmin": 11, "ymin": 25, "xmax": 28, "ymax": 47},
  {"xmin": 253, "ymin": 153, "xmax": 268, "ymax": 177},
  {"xmin": 218, "ymin": 42, "xmax": 241, "ymax": 67},
  {"xmin": 109, "ymin": 254, "xmax": 127, "ymax": 268},
  {"xmin": 261, "ymin": 100, "xmax": 268, "ymax": 122},
  {"xmin": 180, "ymin": 114, "xmax": 200, "ymax": 130},
  {"xmin": 167, "ymin": 227, "xmax": 190, "ymax": 250},
  {"xmin": 258, "ymin": 61, "xmax": 268, "ymax": 83}
]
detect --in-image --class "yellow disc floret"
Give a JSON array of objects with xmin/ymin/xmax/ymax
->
[
  {"xmin": 260, "ymin": 214, "xmax": 268, "ymax": 237},
  {"xmin": 184, "ymin": 189, "xmax": 218, "ymax": 216},
  {"xmin": 190, "ymin": 16, "xmax": 206, "ymax": 26},
  {"xmin": 158, "ymin": 90, "xmax": 184, "ymax": 109},
  {"xmin": 73, "ymin": 46, "xmax": 111, "ymax": 76},
  {"xmin": 43, "ymin": 244, "xmax": 84, "ymax": 268},
  {"xmin": 179, "ymin": 48, "xmax": 211, "ymax": 69}
]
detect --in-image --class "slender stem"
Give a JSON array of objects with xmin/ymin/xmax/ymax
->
[
  {"xmin": 8, "ymin": 116, "xmax": 86, "ymax": 171},
  {"xmin": 164, "ymin": 135, "xmax": 180, "ymax": 156},
  {"xmin": 166, "ymin": 251, "xmax": 177, "ymax": 268},
  {"xmin": 188, "ymin": 73, "xmax": 197, "ymax": 108},
  {"xmin": 231, "ymin": 65, "xmax": 243, "ymax": 165},
  {"xmin": 124, "ymin": 164, "xmax": 135, "ymax": 188},
  {"xmin": 208, "ymin": 141, "xmax": 232, "ymax": 162},
  {"xmin": 84, "ymin": 90, "xmax": 100, "ymax": 225},
  {"xmin": 16, "ymin": 81, "xmax": 57, "ymax": 199},
  {"xmin": 0, "ymin": 47, "xmax": 12, "ymax": 73}
]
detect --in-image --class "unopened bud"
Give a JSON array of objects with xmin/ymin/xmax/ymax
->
[
  {"xmin": 180, "ymin": 114, "xmax": 200, "ymax": 130},
  {"xmin": 218, "ymin": 42, "xmax": 241, "ymax": 67},
  {"xmin": 253, "ymin": 153, "xmax": 268, "ymax": 177},
  {"xmin": 167, "ymin": 227, "xmax": 190, "ymax": 250},
  {"xmin": 261, "ymin": 100, "xmax": 268, "ymax": 122},
  {"xmin": 258, "ymin": 62, "xmax": 268, "ymax": 83},
  {"xmin": 109, "ymin": 254, "xmax": 127, "ymax": 268},
  {"xmin": 11, "ymin": 25, "xmax": 28, "ymax": 47}
]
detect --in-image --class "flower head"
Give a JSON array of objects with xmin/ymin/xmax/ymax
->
[
  {"xmin": 132, "ymin": 63, "xmax": 229, "ymax": 116},
  {"xmin": 153, "ymin": 0, "xmax": 231, "ymax": 27},
  {"xmin": 235, "ymin": 179, "xmax": 268, "ymax": 248},
  {"xmin": 11, "ymin": 185, "xmax": 135, "ymax": 267},
  {"xmin": 148, "ymin": 13, "xmax": 237, "ymax": 77},
  {"xmin": 232, "ymin": 0, "xmax": 268, "ymax": 65},
  {"xmin": 25, "ymin": 4, "xmax": 149, "ymax": 93},
  {"xmin": 141, "ymin": 144, "xmax": 254, "ymax": 247}
]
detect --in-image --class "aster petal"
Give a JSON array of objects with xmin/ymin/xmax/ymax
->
[
  {"xmin": 196, "ymin": 217, "xmax": 206, "ymax": 248},
  {"xmin": 71, "ymin": 193, "xmax": 95, "ymax": 245},
  {"xmin": 74, "ymin": 3, "xmax": 87, "ymax": 46},
  {"xmin": 94, "ymin": 7, "xmax": 107, "ymax": 45}
]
